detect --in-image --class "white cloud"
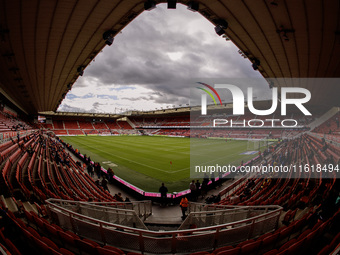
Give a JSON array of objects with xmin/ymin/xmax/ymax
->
[{"xmin": 60, "ymin": 85, "xmax": 174, "ymax": 113}]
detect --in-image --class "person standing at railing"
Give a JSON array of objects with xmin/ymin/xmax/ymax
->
[{"xmin": 159, "ymin": 183, "xmax": 168, "ymax": 207}]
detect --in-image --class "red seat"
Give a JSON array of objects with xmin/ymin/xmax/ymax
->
[
  {"xmin": 57, "ymin": 230, "xmax": 77, "ymax": 246},
  {"xmin": 65, "ymin": 231, "xmax": 81, "ymax": 240},
  {"xmin": 27, "ymin": 226, "xmax": 40, "ymax": 239},
  {"xmin": 51, "ymin": 223, "xmax": 63, "ymax": 232},
  {"xmin": 279, "ymin": 225, "xmax": 294, "ymax": 242},
  {"xmin": 24, "ymin": 210, "xmax": 34, "ymax": 225},
  {"xmin": 33, "ymin": 216, "xmax": 46, "ymax": 232},
  {"xmin": 216, "ymin": 247, "xmax": 240, "ymax": 255},
  {"xmin": 236, "ymin": 239, "xmax": 254, "ymax": 247},
  {"xmin": 263, "ymin": 250, "xmax": 278, "ymax": 255},
  {"xmin": 277, "ymin": 250, "xmax": 288, "ymax": 255},
  {"xmin": 75, "ymin": 238, "xmax": 99, "ymax": 254},
  {"xmin": 41, "ymin": 236, "xmax": 59, "ymax": 251},
  {"xmin": 4, "ymin": 238, "xmax": 22, "ymax": 255},
  {"xmin": 101, "ymin": 245, "xmax": 124, "ymax": 254},
  {"xmin": 14, "ymin": 218, "xmax": 26, "ymax": 228},
  {"xmin": 278, "ymin": 239, "xmax": 296, "ymax": 252},
  {"xmin": 49, "ymin": 249, "xmax": 63, "ymax": 255},
  {"xmin": 0, "ymin": 243, "xmax": 10, "ymax": 254},
  {"xmin": 44, "ymin": 222, "xmax": 59, "ymax": 239},
  {"xmin": 285, "ymin": 239, "xmax": 304, "ymax": 255},
  {"xmin": 297, "ymin": 229, "xmax": 312, "ymax": 241},
  {"xmin": 60, "ymin": 248, "xmax": 76, "ymax": 255},
  {"xmin": 82, "ymin": 238, "xmax": 99, "ymax": 247},
  {"xmin": 213, "ymin": 246, "xmax": 234, "ymax": 254},
  {"xmin": 32, "ymin": 236, "xmax": 50, "ymax": 254},
  {"xmin": 282, "ymin": 210, "xmax": 292, "ymax": 225},
  {"xmin": 329, "ymin": 232, "xmax": 340, "ymax": 250},
  {"xmin": 0, "ymin": 228, "xmax": 5, "ymax": 242},
  {"xmin": 257, "ymin": 232, "xmax": 273, "ymax": 241},
  {"xmin": 261, "ymin": 232, "xmax": 279, "ymax": 251},
  {"xmin": 311, "ymin": 221, "xmax": 322, "ymax": 232},
  {"xmin": 317, "ymin": 245, "xmax": 330, "ymax": 255},
  {"xmin": 240, "ymin": 240, "xmax": 262, "ymax": 254},
  {"xmin": 304, "ymin": 230, "xmax": 318, "ymax": 246},
  {"xmin": 97, "ymin": 247, "xmax": 121, "ymax": 255}
]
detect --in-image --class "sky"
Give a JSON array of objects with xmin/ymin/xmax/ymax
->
[{"xmin": 58, "ymin": 3, "xmax": 269, "ymax": 114}]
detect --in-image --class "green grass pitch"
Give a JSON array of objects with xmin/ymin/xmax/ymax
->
[{"xmin": 60, "ymin": 136, "xmax": 260, "ymax": 192}]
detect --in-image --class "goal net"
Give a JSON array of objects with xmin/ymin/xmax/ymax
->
[{"xmin": 247, "ymin": 139, "xmax": 269, "ymax": 151}]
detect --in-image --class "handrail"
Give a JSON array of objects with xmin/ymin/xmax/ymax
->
[
  {"xmin": 46, "ymin": 199, "xmax": 282, "ymax": 254},
  {"xmin": 188, "ymin": 202, "xmax": 281, "ymax": 212},
  {"xmin": 47, "ymin": 201, "xmax": 281, "ymax": 234}
]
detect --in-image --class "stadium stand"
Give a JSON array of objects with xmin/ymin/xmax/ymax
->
[
  {"xmin": 0, "ymin": 106, "xmax": 338, "ymax": 254},
  {"xmin": 0, "ymin": 0, "xmax": 340, "ymax": 254}
]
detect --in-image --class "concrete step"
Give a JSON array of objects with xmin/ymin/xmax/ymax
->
[
  {"xmin": 4, "ymin": 197, "xmax": 18, "ymax": 213},
  {"xmin": 0, "ymin": 195, "xmax": 7, "ymax": 209},
  {"xmin": 22, "ymin": 201, "xmax": 38, "ymax": 214}
]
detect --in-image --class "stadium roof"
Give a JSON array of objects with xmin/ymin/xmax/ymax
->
[{"xmin": 0, "ymin": 0, "xmax": 339, "ymax": 115}]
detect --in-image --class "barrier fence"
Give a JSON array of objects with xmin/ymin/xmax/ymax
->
[
  {"xmin": 181, "ymin": 203, "xmax": 281, "ymax": 230},
  {"xmin": 46, "ymin": 199, "xmax": 152, "ymax": 229},
  {"xmin": 46, "ymin": 199, "xmax": 282, "ymax": 254}
]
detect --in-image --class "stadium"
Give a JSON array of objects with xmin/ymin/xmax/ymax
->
[{"xmin": 0, "ymin": 0, "xmax": 339, "ymax": 255}]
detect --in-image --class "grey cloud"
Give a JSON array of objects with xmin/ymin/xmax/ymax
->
[{"xmin": 69, "ymin": 3, "xmax": 265, "ymax": 109}]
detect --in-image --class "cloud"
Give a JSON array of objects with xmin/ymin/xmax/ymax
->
[{"xmin": 59, "ymin": 3, "xmax": 266, "ymax": 113}]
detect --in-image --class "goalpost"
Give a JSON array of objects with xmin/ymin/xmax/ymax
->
[{"xmin": 247, "ymin": 139, "xmax": 269, "ymax": 151}]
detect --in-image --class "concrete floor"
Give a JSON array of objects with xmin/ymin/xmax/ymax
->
[{"xmin": 101, "ymin": 176, "xmax": 233, "ymax": 225}]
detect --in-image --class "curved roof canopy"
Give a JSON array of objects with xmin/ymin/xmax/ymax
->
[{"xmin": 0, "ymin": 0, "xmax": 339, "ymax": 114}]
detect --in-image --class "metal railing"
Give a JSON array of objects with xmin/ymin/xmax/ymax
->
[
  {"xmin": 181, "ymin": 203, "xmax": 281, "ymax": 230},
  {"xmin": 46, "ymin": 199, "xmax": 152, "ymax": 229},
  {"xmin": 188, "ymin": 202, "xmax": 244, "ymax": 212},
  {"xmin": 46, "ymin": 199, "xmax": 282, "ymax": 254},
  {"xmin": 86, "ymin": 200, "xmax": 152, "ymax": 221},
  {"xmin": 219, "ymin": 176, "xmax": 249, "ymax": 198}
]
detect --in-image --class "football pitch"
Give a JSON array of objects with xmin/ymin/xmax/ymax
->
[{"xmin": 60, "ymin": 136, "xmax": 261, "ymax": 192}]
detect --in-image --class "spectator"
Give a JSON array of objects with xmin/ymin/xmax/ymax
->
[
  {"xmin": 201, "ymin": 178, "xmax": 208, "ymax": 198},
  {"xmin": 115, "ymin": 193, "xmax": 124, "ymax": 202},
  {"xmin": 76, "ymin": 161, "xmax": 81, "ymax": 168},
  {"xmin": 180, "ymin": 196, "xmax": 189, "ymax": 219},
  {"xmin": 230, "ymin": 194, "xmax": 240, "ymax": 204},
  {"xmin": 189, "ymin": 180, "xmax": 197, "ymax": 201},
  {"xmin": 210, "ymin": 172, "xmax": 215, "ymax": 188},
  {"xmin": 159, "ymin": 183, "xmax": 168, "ymax": 206},
  {"xmin": 246, "ymin": 179, "xmax": 255, "ymax": 189},
  {"xmin": 95, "ymin": 162, "xmax": 102, "ymax": 179},
  {"xmin": 240, "ymin": 188, "xmax": 251, "ymax": 200},
  {"xmin": 87, "ymin": 163, "xmax": 94, "ymax": 177},
  {"xmin": 101, "ymin": 178, "xmax": 109, "ymax": 193},
  {"xmin": 82, "ymin": 162, "xmax": 87, "ymax": 172},
  {"xmin": 107, "ymin": 167, "xmax": 114, "ymax": 183},
  {"xmin": 55, "ymin": 152, "xmax": 61, "ymax": 164},
  {"xmin": 205, "ymin": 194, "xmax": 221, "ymax": 204},
  {"xmin": 195, "ymin": 180, "xmax": 201, "ymax": 198}
]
